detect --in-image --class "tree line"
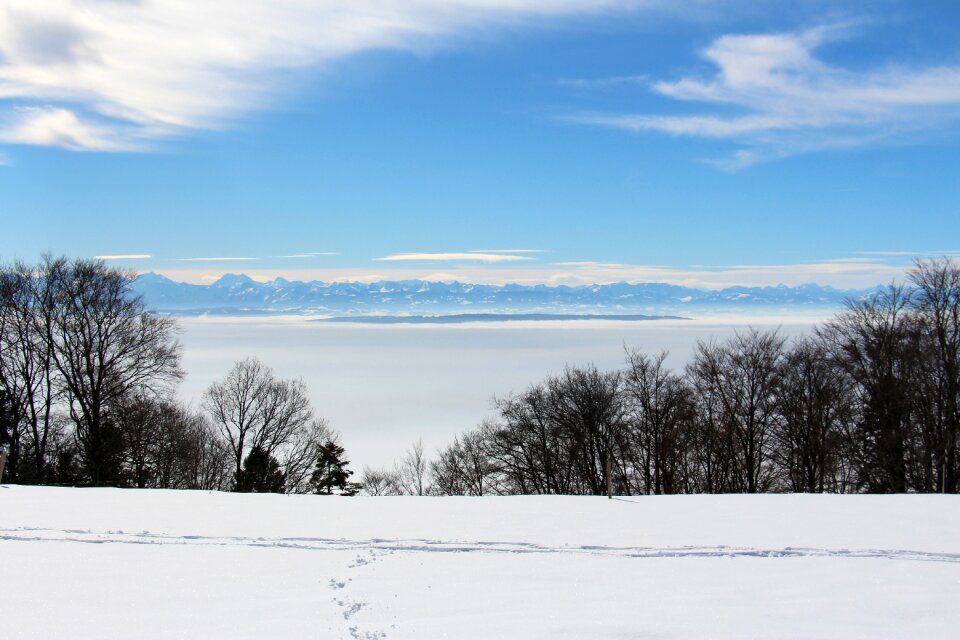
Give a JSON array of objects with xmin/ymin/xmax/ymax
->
[
  {"xmin": 369, "ymin": 258, "xmax": 960, "ymax": 496},
  {"xmin": 0, "ymin": 256, "xmax": 354, "ymax": 494},
  {"xmin": 3, "ymin": 256, "xmax": 958, "ymax": 496}
]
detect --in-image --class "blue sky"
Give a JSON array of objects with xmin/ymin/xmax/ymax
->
[{"xmin": 1, "ymin": 0, "xmax": 959, "ymax": 288}]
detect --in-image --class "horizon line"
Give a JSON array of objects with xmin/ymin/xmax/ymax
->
[{"xmin": 133, "ymin": 270, "xmax": 876, "ymax": 292}]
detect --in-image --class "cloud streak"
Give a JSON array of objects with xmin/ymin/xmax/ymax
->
[
  {"xmin": 177, "ymin": 257, "xmax": 259, "ymax": 262},
  {"xmin": 469, "ymin": 249, "xmax": 548, "ymax": 254},
  {"xmin": 273, "ymin": 252, "xmax": 341, "ymax": 259},
  {"xmin": 0, "ymin": 0, "xmax": 638, "ymax": 152},
  {"xmin": 0, "ymin": 106, "xmax": 140, "ymax": 151},
  {"xmin": 857, "ymin": 250, "xmax": 960, "ymax": 258},
  {"xmin": 571, "ymin": 24, "xmax": 960, "ymax": 167},
  {"xmin": 375, "ymin": 252, "xmax": 534, "ymax": 263},
  {"xmin": 94, "ymin": 254, "xmax": 152, "ymax": 260}
]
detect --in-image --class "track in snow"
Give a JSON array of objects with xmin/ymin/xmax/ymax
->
[{"xmin": 2, "ymin": 526, "xmax": 957, "ymax": 564}]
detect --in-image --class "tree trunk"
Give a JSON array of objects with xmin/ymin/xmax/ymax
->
[{"xmin": 605, "ymin": 452, "xmax": 613, "ymax": 499}]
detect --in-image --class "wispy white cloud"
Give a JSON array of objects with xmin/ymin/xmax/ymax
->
[
  {"xmin": 856, "ymin": 250, "xmax": 960, "ymax": 257},
  {"xmin": 857, "ymin": 251, "xmax": 919, "ymax": 257},
  {"xmin": 375, "ymin": 252, "xmax": 534, "ymax": 263},
  {"xmin": 177, "ymin": 257, "xmax": 259, "ymax": 262},
  {"xmin": 0, "ymin": 0, "xmax": 640, "ymax": 151},
  {"xmin": 273, "ymin": 252, "xmax": 341, "ymax": 259},
  {"xmin": 468, "ymin": 249, "xmax": 548, "ymax": 254},
  {"xmin": 0, "ymin": 106, "xmax": 138, "ymax": 151},
  {"xmin": 554, "ymin": 261, "xmax": 630, "ymax": 268},
  {"xmin": 94, "ymin": 254, "xmax": 152, "ymax": 260},
  {"xmin": 571, "ymin": 24, "xmax": 960, "ymax": 167}
]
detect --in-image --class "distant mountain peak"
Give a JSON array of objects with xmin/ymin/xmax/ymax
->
[
  {"xmin": 130, "ymin": 274, "xmax": 874, "ymax": 318},
  {"xmin": 135, "ymin": 272, "xmax": 176, "ymax": 285},
  {"xmin": 213, "ymin": 273, "xmax": 257, "ymax": 287}
]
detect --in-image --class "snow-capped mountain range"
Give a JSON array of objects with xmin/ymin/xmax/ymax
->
[{"xmin": 133, "ymin": 272, "xmax": 877, "ymax": 318}]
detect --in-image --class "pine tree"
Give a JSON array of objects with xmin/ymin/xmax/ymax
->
[
  {"xmin": 310, "ymin": 440, "xmax": 353, "ymax": 494},
  {"xmin": 235, "ymin": 446, "xmax": 286, "ymax": 493}
]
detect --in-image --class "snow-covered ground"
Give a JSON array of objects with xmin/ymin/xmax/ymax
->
[{"xmin": 2, "ymin": 487, "xmax": 958, "ymax": 639}]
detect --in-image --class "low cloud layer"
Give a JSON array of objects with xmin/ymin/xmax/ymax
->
[{"xmin": 153, "ymin": 255, "xmax": 939, "ymax": 289}]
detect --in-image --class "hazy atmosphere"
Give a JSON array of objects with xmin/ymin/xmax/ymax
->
[
  {"xmin": 176, "ymin": 316, "xmax": 822, "ymax": 468},
  {"xmin": 2, "ymin": 1, "xmax": 959, "ymax": 638}
]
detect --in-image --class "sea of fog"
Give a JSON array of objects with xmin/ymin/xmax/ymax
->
[{"xmin": 176, "ymin": 315, "xmax": 827, "ymax": 470}]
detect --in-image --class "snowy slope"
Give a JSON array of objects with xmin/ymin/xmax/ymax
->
[{"xmin": 1, "ymin": 486, "xmax": 958, "ymax": 639}]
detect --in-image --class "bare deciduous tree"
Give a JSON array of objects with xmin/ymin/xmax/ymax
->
[
  {"xmin": 397, "ymin": 438, "xmax": 429, "ymax": 496},
  {"xmin": 203, "ymin": 357, "xmax": 323, "ymax": 492},
  {"xmin": 908, "ymin": 258, "xmax": 960, "ymax": 493},
  {"xmin": 489, "ymin": 385, "xmax": 574, "ymax": 495},
  {"xmin": 43, "ymin": 257, "xmax": 183, "ymax": 484},
  {"xmin": 203, "ymin": 358, "xmax": 315, "ymax": 484},
  {"xmin": 623, "ymin": 349, "xmax": 695, "ymax": 495},
  {"xmin": 547, "ymin": 366, "xmax": 625, "ymax": 496},
  {"xmin": 773, "ymin": 337, "xmax": 852, "ymax": 493},
  {"xmin": 360, "ymin": 466, "xmax": 402, "ymax": 496},
  {"xmin": 688, "ymin": 329, "xmax": 785, "ymax": 493},
  {"xmin": 0, "ymin": 261, "xmax": 59, "ymax": 482},
  {"xmin": 819, "ymin": 286, "xmax": 915, "ymax": 493},
  {"xmin": 431, "ymin": 426, "xmax": 501, "ymax": 496}
]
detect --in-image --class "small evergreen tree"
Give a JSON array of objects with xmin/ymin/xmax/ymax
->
[
  {"xmin": 54, "ymin": 449, "xmax": 82, "ymax": 486},
  {"xmin": 310, "ymin": 439, "xmax": 353, "ymax": 494},
  {"xmin": 235, "ymin": 446, "xmax": 286, "ymax": 493}
]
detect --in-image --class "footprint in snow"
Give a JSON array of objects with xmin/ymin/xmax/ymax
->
[
  {"xmin": 349, "ymin": 553, "xmax": 374, "ymax": 568},
  {"xmin": 333, "ymin": 598, "xmax": 366, "ymax": 620}
]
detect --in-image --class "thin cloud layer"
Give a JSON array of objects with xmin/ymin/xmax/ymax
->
[
  {"xmin": 0, "ymin": 0, "xmax": 636, "ymax": 151},
  {"xmin": 94, "ymin": 254, "xmax": 152, "ymax": 260},
  {"xmin": 573, "ymin": 24, "xmax": 960, "ymax": 167},
  {"xmin": 156, "ymin": 255, "xmax": 914, "ymax": 288},
  {"xmin": 273, "ymin": 252, "xmax": 342, "ymax": 259},
  {"xmin": 177, "ymin": 257, "xmax": 259, "ymax": 262},
  {"xmin": 375, "ymin": 252, "xmax": 533, "ymax": 263},
  {"xmin": 468, "ymin": 249, "xmax": 549, "ymax": 254},
  {"xmin": 857, "ymin": 250, "xmax": 960, "ymax": 258}
]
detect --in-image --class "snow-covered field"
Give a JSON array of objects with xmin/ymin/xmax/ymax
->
[{"xmin": 2, "ymin": 487, "xmax": 958, "ymax": 639}]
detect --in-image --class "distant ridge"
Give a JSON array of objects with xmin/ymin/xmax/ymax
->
[
  {"xmin": 316, "ymin": 313, "xmax": 687, "ymax": 324},
  {"xmin": 133, "ymin": 273, "xmax": 878, "ymax": 317}
]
